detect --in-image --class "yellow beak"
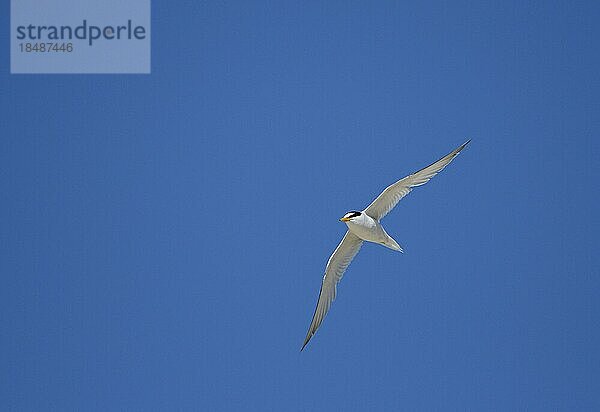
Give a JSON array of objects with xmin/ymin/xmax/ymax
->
[{"xmin": 340, "ymin": 217, "xmax": 351, "ymax": 222}]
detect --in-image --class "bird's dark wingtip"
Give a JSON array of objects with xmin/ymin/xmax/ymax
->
[
  {"xmin": 301, "ymin": 332, "xmax": 314, "ymax": 352},
  {"xmin": 454, "ymin": 139, "xmax": 471, "ymax": 155}
]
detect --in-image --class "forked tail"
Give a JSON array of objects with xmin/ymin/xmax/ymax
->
[{"xmin": 383, "ymin": 236, "xmax": 403, "ymax": 252}]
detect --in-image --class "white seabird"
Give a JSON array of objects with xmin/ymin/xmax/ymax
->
[{"xmin": 301, "ymin": 140, "xmax": 470, "ymax": 350}]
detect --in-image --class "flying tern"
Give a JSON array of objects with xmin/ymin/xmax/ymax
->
[{"xmin": 301, "ymin": 140, "xmax": 470, "ymax": 351}]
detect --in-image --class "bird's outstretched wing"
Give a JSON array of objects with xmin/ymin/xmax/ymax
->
[
  {"xmin": 301, "ymin": 231, "xmax": 363, "ymax": 351},
  {"xmin": 364, "ymin": 140, "xmax": 470, "ymax": 221}
]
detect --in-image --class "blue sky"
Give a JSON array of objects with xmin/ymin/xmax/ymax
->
[{"xmin": 2, "ymin": 1, "xmax": 599, "ymax": 410}]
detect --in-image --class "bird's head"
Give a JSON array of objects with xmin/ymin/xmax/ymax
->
[{"xmin": 340, "ymin": 211, "xmax": 362, "ymax": 222}]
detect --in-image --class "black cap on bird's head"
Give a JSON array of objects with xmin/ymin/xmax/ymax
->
[{"xmin": 340, "ymin": 211, "xmax": 362, "ymax": 222}]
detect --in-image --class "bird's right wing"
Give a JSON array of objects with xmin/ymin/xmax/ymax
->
[
  {"xmin": 364, "ymin": 140, "xmax": 470, "ymax": 221},
  {"xmin": 301, "ymin": 231, "xmax": 363, "ymax": 351}
]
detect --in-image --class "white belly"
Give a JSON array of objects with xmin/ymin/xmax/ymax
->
[{"xmin": 345, "ymin": 214, "xmax": 385, "ymax": 242}]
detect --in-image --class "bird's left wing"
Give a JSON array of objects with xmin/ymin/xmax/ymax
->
[
  {"xmin": 364, "ymin": 140, "xmax": 470, "ymax": 221},
  {"xmin": 301, "ymin": 231, "xmax": 363, "ymax": 351}
]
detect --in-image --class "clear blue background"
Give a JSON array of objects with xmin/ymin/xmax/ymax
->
[{"xmin": 2, "ymin": 1, "xmax": 599, "ymax": 410}]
